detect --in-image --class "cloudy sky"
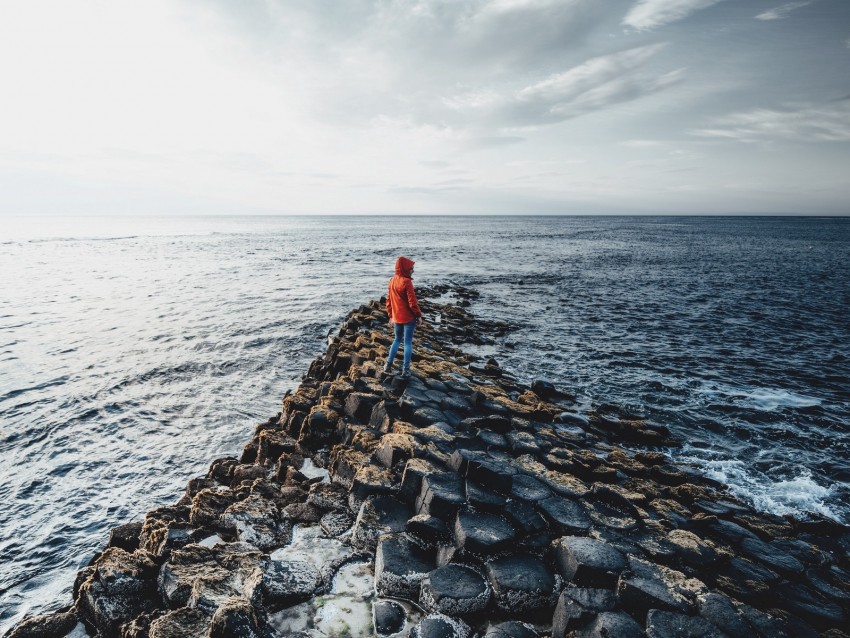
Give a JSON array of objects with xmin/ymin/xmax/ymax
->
[{"xmin": 0, "ymin": 0, "xmax": 848, "ymax": 215}]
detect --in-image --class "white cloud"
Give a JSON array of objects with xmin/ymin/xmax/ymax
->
[
  {"xmin": 755, "ymin": 1, "xmax": 812, "ymax": 21},
  {"xmin": 622, "ymin": 0, "xmax": 726, "ymax": 30},
  {"xmin": 690, "ymin": 101, "xmax": 850, "ymax": 142}
]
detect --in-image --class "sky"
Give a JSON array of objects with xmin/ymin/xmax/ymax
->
[{"xmin": 0, "ymin": 0, "xmax": 848, "ymax": 215}]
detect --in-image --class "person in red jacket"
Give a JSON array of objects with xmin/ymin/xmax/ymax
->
[{"xmin": 384, "ymin": 256, "xmax": 422, "ymax": 377}]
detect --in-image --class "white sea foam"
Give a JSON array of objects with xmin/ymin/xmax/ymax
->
[
  {"xmin": 697, "ymin": 382, "xmax": 821, "ymax": 411},
  {"xmin": 682, "ymin": 453, "xmax": 841, "ymax": 521}
]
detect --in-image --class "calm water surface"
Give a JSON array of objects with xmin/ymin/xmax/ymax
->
[{"xmin": 1, "ymin": 215, "xmax": 848, "ymax": 630}]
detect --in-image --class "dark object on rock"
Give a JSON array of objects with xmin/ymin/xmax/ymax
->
[
  {"xmin": 646, "ymin": 609, "xmax": 728, "ymax": 638},
  {"xmin": 374, "ymin": 599, "xmax": 407, "ymax": 636},
  {"xmin": 531, "ymin": 380, "xmax": 558, "ymax": 399},
  {"xmin": 420, "ymin": 563, "xmax": 491, "ymax": 616},
  {"xmin": 553, "ymin": 536, "xmax": 626, "ymax": 587},
  {"xmin": 411, "ymin": 613, "xmax": 471, "ymax": 638},
  {"xmin": 484, "ymin": 621, "xmax": 538, "ymax": 638},
  {"xmin": 247, "ymin": 559, "xmax": 321, "ymax": 611},
  {"xmin": 574, "ymin": 611, "xmax": 643, "ymax": 638},
  {"xmin": 485, "ymin": 554, "xmax": 560, "ymax": 613},
  {"xmin": 375, "ymin": 534, "xmax": 435, "ymax": 599},
  {"xmin": 4, "ymin": 609, "xmax": 78, "ymax": 638},
  {"xmin": 208, "ymin": 596, "xmax": 262, "ymax": 638}
]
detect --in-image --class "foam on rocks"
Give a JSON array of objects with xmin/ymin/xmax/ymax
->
[{"xmin": 6, "ymin": 284, "xmax": 850, "ymax": 638}]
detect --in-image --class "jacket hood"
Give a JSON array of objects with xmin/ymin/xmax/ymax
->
[{"xmin": 394, "ymin": 256, "xmax": 415, "ymax": 278}]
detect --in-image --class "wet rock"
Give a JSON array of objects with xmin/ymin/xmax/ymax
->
[
  {"xmin": 646, "ymin": 609, "xmax": 728, "ymax": 638},
  {"xmin": 583, "ymin": 499, "xmax": 639, "ymax": 531},
  {"xmin": 775, "ymin": 580, "xmax": 847, "ymax": 627},
  {"xmin": 738, "ymin": 604, "xmax": 818, "ymax": 638},
  {"xmin": 373, "ymin": 599, "xmax": 406, "ymax": 636},
  {"xmin": 538, "ymin": 497, "xmax": 592, "ymax": 535},
  {"xmin": 740, "ymin": 537, "xmax": 804, "ymax": 575},
  {"xmin": 697, "ymin": 591, "xmax": 752, "ymax": 637},
  {"xmin": 617, "ymin": 557, "xmax": 705, "ymax": 617},
  {"xmin": 4, "ymin": 609, "xmax": 78, "ymax": 638},
  {"xmin": 345, "ymin": 392, "xmax": 382, "ymax": 423},
  {"xmin": 411, "ymin": 613, "xmax": 471, "ymax": 638},
  {"xmin": 399, "ymin": 458, "xmax": 443, "ymax": 504},
  {"xmin": 483, "ymin": 621, "xmax": 538, "ymax": 638},
  {"xmin": 506, "ymin": 431, "xmax": 541, "ymax": 455},
  {"xmin": 551, "ymin": 587, "xmax": 617, "ymax": 638},
  {"xmin": 407, "ymin": 514, "xmax": 451, "ymax": 547},
  {"xmin": 77, "ymin": 548, "xmax": 159, "ymax": 637},
  {"xmin": 376, "ymin": 433, "xmax": 417, "ymax": 468},
  {"xmin": 189, "ymin": 488, "xmax": 241, "ymax": 529},
  {"xmin": 574, "ymin": 611, "xmax": 643, "ymax": 638},
  {"xmin": 208, "ymin": 457, "xmax": 240, "ymax": 485},
  {"xmin": 320, "ymin": 510, "xmax": 355, "ymax": 537},
  {"xmin": 465, "ymin": 481, "xmax": 506, "ymax": 512},
  {"xmin": 158, "ymin": 542, "xmax": 263, "ymax": 610},
  {"xmin": 148, "ymin": 607, "xmax": 211, "ymax": 638},
  {"xmin": 806, "ymin": 566, "xmax": 850, "ymax": 605},
  {"xmin": 485, "ymin": 554, "xmax": 560, "ymax": 613},
  {"xmin": 370, "ymin": 400, "xmax": 401, "ymax": 433},
  {"xmin": 245, "ymin": 559, "xmax": 321, "ymax": 611},
  {"xmin": 552, "ymin": 536, "xmax": 626, "ymax": 587},
  {"xmin": 375, "ymin": 534, "xmax": 435, "ymax": 599},
  {"xmin": 329, "ymin": 447, "xmax": 370, "ymax": 488},
  {"xmin": 420, "ymin": 563, "xmax": 491, "ymax": 616},
  {"xmin": 306, "ymin": 481, "xmax": 348, "ymax": 512},
  {"xmin": 221, "ymin": 494, "xmax": 288, "ymax": 550},
  {"xmin": 667, "ymin": 529, "xmax": 717, "ymax": 567},
  {"xmin": 531, "ymin": 380, "xmax": 558, "ymax": 399},
  {"xmin": 460, "ymin": 415, "xmax": 512, "ymax": 434},
  {"xmin": 477, "ymin": 430, "xmax": 509, "ymax": 450},
  {"xmin": 208, "ymin": 596, "xmax": 261, "ymax": 638},
  {"xmin": 351, "ymin": 464, "xmax": 397, "ymax": 506},
  {"xmin": 416, "ymin": 473, "xmax": 466, "ymax": 521},
  {"xmin": 108, "ymin": 521, "xmax": 143, "ymax": 553},
  {"xmin": 256, "ymin": 430, "xmax": 300, "ymax": 466},
  {"xmin": 454, "ymin": 510, "xmax": 518, "ymax": 555},
  {"xmin": 510, "ymin": 474, "xmax": 551, "ymax": 502},
  {"xmin": 351, "ymin": 495, "xmax": 411, "ymax": 553}
]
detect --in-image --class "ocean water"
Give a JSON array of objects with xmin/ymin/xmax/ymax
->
[{"xmin": 1, "ymin": 215, "xmax": 848, "ymax": 630}]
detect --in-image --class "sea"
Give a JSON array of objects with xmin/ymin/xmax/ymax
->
[{"xmin": 1, "ymin": 215, "xmax": 848, "ymax": 630}]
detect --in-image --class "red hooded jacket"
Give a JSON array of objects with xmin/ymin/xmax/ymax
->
[{"xmin": 386, "ymin": 256, "xmax": 421, "ymax": 324}]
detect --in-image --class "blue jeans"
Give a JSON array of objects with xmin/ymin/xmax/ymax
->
[{"xmin": 387, "ymin": 319, "xmax": 416, "ymax": 372}]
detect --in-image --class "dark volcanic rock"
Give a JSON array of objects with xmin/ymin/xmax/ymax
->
[
  {"xmin": 77, "ymin": 547, "xmax": 159, "ymax": 637},
  {"xmin": 466, "ymin": 480, "xmax": 506, "ymax": 512},
  {"xmin": 574, "ymin": 611, "xmax": 643, "ymax": 638},
  {"xmin": 246, "ymin": 559, "xmax": 321, "ymax": 611},
  {"xmin": 617, "ymin": 558, "xmax": 705, "ymax": 617},
  {"xmin": 552, "ymin": 536, "xmax": 626, "ymax": 587},
  {"xmin": 483, "ymin": 621, "xmax": 538, "ymax": 638},
  {"xmin": 4, "ymin": 609, "xmax": 78, "ymax": 638},
  {"xmin": 420, "ymin": 563, "xmax": 491, "ymax": 616},
  {"xmin": 454, "ymin": 510, "xmax": 517, "ymax": 555},
  {"xmin": 375, "ymin": 534, "xmax": 435, "ymax": 599},
  {"xmin": 108, "ymin": 521, "xmax": 143, "ymax": 552},
  {"xmin": 373, "ymin": 599, "xmax": 407, "ymax": 636},
  {"xmin": 411, "ymin": 613, "xmax": 472, "ymax": 638},
  {"xmin": 538, "ymin": 496, "xmax": 592, "ymax": 535},
  {"xmin": 351, "ymin": 495, "xmax": 411, "ymax": 553},
  {"xmin": 407, "ymin": 513, "xmax": 451, "ymax": 547},
  {"xmin": 646, "ymin": 610, "xmax": 728, "ymax": 638},
  {"xmin": 740, "ymin": 537, "xmax": 805, "ymax": 575},
  {"xmin": 416, "ymin": 473, "xmax": 466, "ymax": 521},
  {"xmin": 551, "ymin": 588, "xmax": 617, "ymax": 638},
  {"xmin": 208, "ymin": 596, "xmax": 262, "ymax": 638},
  {"xmin": 697, "ymin": 592, "xmax": 752, "ymax": 637},
  {"xmin": 485, "ymin": 554, "xmax": 560, "ymax": 613},
  {"xmin": 148, "ymin": 607, "xmax": 211, "ymax": 638}
]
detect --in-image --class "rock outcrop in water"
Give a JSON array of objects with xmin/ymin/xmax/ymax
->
[{"xmin": 7, "ymin": 285, "xmax": 850, "ymax": 638}]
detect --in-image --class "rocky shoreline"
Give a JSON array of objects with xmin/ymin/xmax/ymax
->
[{"xmin": 7, "ymin": 285, "xmax": 850, "ymax": 638}]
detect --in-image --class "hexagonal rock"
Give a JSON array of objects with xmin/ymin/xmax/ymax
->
[
  {"xmin": 399, "ymin": 458, "xmax": 443, "ymax": 504},
  {"xmin": 345, "ymin": 392, "xmax": 381, "ymax": 423},
  {"xmin": 208, "ymin": 596, "xmax": 262, "ymax": 638},
  {"xmin": 374, "ymin": 599, "xmax": 407, "ymax": 636},
  {"xmin": 538, "ymin": 496, "xmax": 592, "ymax": 535},
  {"xmin": 351, "ymin": 495, "xmax": 411, "ymax": 553},
  {"xmin": 466, "ymin": 481, "xmax": 506, "ymax": 512},
  {"xmin": 553, "ymin": 536, "xmax": 626, "ymax": 587},
  {"xmin": 667, "ymin": 529, "xmax": 717, "ymax": 568},
  {"xmin": 739, "ymin": 537, "xmax": 805, "ymax": 575},
  {"xmin": 454, "ymin": 510, "xmax": 518, "ymax": 555},
  {"xmin": 407, "ymin": 514, "xmax": 451, "ymax": 547},
  {"xmin": 411, "ymin": 613, "xmax": 472, "ymax": 638},
  {"xmin": 574, "ymin": 611, "xmax": 644, "ymax": 638},
  {"xmin": 256, "ymin": 430, "xmax": 299, "ymax": 466},
  {"xmin": 245, "ymin": 559, "xmax": 321, "ymax": 611},
  {"xmin": 510, "ymin": 474, "xmax": 552, "ymax": 502},
  {"xmin": 646, "ymin": 610, "xmax": 728, "ymax": 638},
  {"xmin": 351, "ymin": 464, "xmax": 397, "ymax": 506},
  {"xmin": 420, "ymin": 564, "xmax": 491, "ymax": 616},
  {"xmin": 485, "ymin": 555, "xmax": 561, "ymax": 613},
  {"xmin": 416, "ymin": 473, "xmax": 466, "ymax": 521},
  {"xmin": 375, "ymin": 535, "xmax": 436, "ymax": 599},
  {"xmin": 77, "ymin": 547, "xmax": 159, "ymax": 636},
  {"xmin": 617, "ymin": 558, "xmax": 705, "ymax": 618},
  {"xmin": 4, "ymin": 610, "xmax": 78, "ymax": 638},
  {"xmin": 552, "ymin": 588, "xmax": 613, "ymax": 638},
  {"xmin": 148, "ymin": 607, "xmax": 212, "ymax": 638},
  {"xmin": 483, "ymin": 621, "xmax": 538, "ymax": 638},
  {"xmin": 320, "ymin": 510, "xmax": 355, "ymax": 538},
  {"xmin": 697, "ymin": 592, "xmax": 753, "ymax": 637},
  {"xmin": 376, "ymin": 433, "xmax": 417, "ymax": 468}
]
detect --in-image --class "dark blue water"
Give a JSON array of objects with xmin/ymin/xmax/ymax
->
[{"xmin": 1, "ymin": 215, "xmax": 848, "ymax": 630}]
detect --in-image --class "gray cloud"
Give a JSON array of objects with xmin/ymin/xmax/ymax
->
[
  {"xmin": 622, "ymin": 0, "xmax": 726, "ymax": 30},
  {"xmin": 690, "ymin": 100, "xmax": 850, "ymax": 142}
]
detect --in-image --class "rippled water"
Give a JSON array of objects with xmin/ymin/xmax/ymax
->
[{"xmin": 1, "ymin": 215, "xmax": 848, "ymax": 631}]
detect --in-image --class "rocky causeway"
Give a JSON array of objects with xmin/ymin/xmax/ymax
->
[{"xmin": 7, "ymin": 285, "xmax": 850, "ymax": 638}]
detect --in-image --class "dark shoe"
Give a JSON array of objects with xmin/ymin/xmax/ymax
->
[{"xmin": 400, "ymin": 369, "xmax": 411, "ymax": 378}]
